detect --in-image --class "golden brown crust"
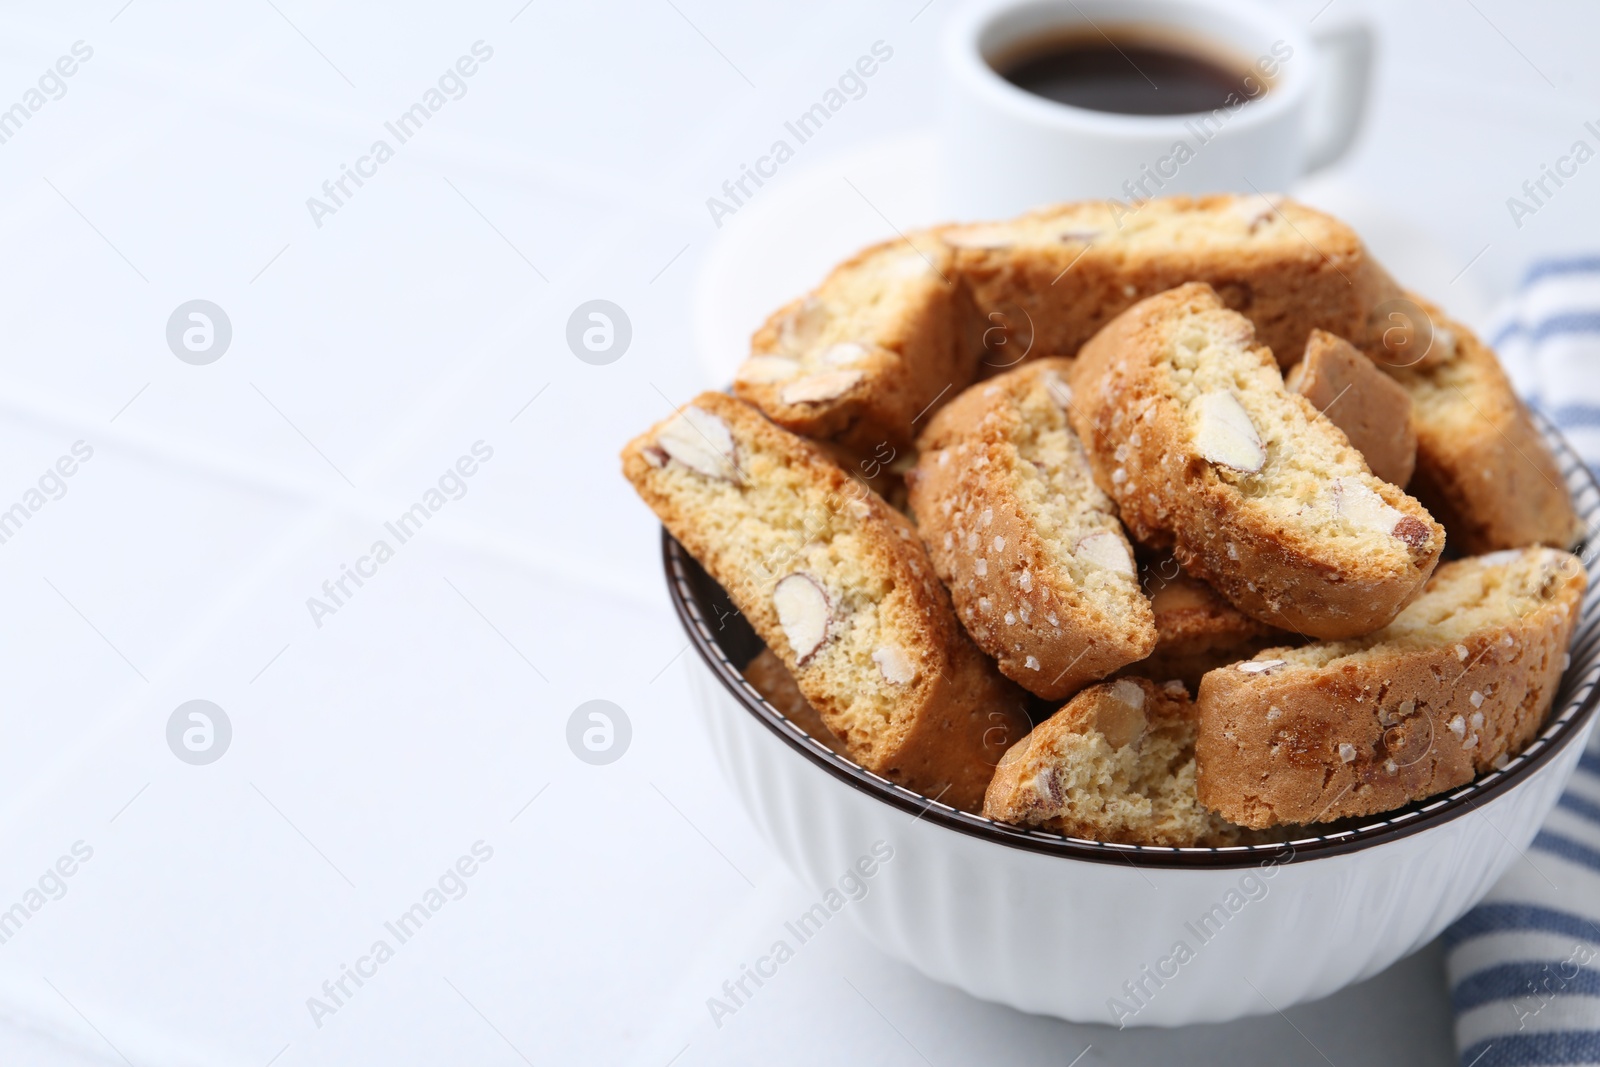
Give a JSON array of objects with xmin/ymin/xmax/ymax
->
[
  {"xmin": 948, "ymin": 195, "xmax": 1401, "ymax": 370},
  {"xmin": 907, "ymin": 359, "xmax": 1156, "ymax": 699},
  {"xmin": 734, "ymin": 235, "xmax": 977, "ymax": 459},
  {"xmin": 1362, "ymin": 293, "xmax": 1578, "ymax": 552},
  {"xmin": 1127, "ymin": 555, "xmax": 1289, "ymax": 692},
  {"xmin": 742, "ymin": 649, "xmax": 848, "ymax": 755},
  {"xmin": 983, "ymin": 677, "xmax": 1246, "ymax": 846},
  {"xmin": 1287, "ymin": 329, "xmax": 1416, "ymax": 487},
  {"xmin": 1195, "ymin": 548, "xmax": 1586, "ymax": 828},
  {"xmin": 1068, "ymin": 283, "xmax": 1444, "ymax": 639},
  {"xmin": 621, "ymin": 391, "xmax": 1029, "ymax": 811}
]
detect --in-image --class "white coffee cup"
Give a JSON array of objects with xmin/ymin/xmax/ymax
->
[{"xmin": 941, "ymin": 0, "xmax": 1373, "ymax": 218}]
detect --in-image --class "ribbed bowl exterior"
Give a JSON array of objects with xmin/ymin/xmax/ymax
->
[{"xmin": 690, "ymin": 662, "xmax": 1593, "ymax": 1026}]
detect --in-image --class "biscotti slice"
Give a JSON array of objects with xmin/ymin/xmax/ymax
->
[
  {"xmin": 1196, "ymin": 546, "xmax": 1586, "ymax": 828},
  {"xmin": 622, "ymin": 391, "xmax": 1030, "ymax": 811},
  {"xmin": 733, "ymin": 232, "xmax": 973, "ymax": 459},
  {"xmin": 907, "ymin": 359, "xmax": 1156, "ymax": 698},
  {"xmin": 1069, "ymin": 283, "xmax": 1445, "ymax": 639},
  {"xmin": 1129, "ymin": 555, "xmax": 1289, "ymax": 692},
  {"xmin": 1286, "ymin": 329, "xmax": 1416, "ymax": 487},
  {"xmin": 1364, "ymin": 293, "xmax": 1578, "ymax": 552},
  {"xmin": 944, "ymin": 194, "xmax": 1400, "ymax": 369},
  {"xmin": 743, "ymin": 649, "xmax": 848, "ymax": 756},
  {"xmin": 983, "ymin": 677, "xmax": 1246, "ymax": 846}
]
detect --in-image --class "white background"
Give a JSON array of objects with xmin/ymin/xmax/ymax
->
[{"xmin": 0, "ymin": 1, "xmax": 1594, "ymax": 1064}]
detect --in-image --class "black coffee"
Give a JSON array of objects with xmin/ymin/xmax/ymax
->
[{"xmin": 1000, "ymin": 34, "xmax": 1257, "ymax": 116}]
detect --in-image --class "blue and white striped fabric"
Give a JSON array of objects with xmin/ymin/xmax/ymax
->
[
  {"xmin": 1445, "ymin": 258, "xmax": 1600, "ymax": 1067},
  {"xmin": 1493, "ymin": 258, "xmax": 1600, "ymax": 475}
]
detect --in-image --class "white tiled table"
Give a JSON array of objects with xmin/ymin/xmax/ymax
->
[{"xmin": 0, "ymin": 1, "xmax": 1593, "ymax": 1063}]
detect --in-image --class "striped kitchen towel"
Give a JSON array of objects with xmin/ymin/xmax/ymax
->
[{"xmin": 1444, "ymin": 257, "xmax": 1600, "ymax": 1067}]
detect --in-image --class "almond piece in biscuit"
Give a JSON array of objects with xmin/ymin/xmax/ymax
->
[
  {"xmin": 622, "ymin": 392, "xmax": 1030, "ymax": 812},
  {"xmin": 1361, "ymin": 293, "xmax": 1578, "ymax": 552},
  {"xmin": 1196, "ymin": 546, "xmax": 1586, "ymax": 828},
  {"xmin": 1286, "ymin": 329, "xmax": 1416, "ymax": 487},
  {"xmin": 1069, "ymin": 282, "xmax": 1445, "ymax": 640},
  {"xmin": 908, "ymin": 359, "xmax": 1156, "ymax": 699},
  {"xmin": 983, "ymin": 677, "xmax": 1248, "ymax": 846}
]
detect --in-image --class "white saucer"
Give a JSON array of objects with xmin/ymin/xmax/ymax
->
[{"xmin": 692, "ymin": 133, "xmax": 1494, "ymax": 384}]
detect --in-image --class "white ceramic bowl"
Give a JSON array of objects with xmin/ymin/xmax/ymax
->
[{"xmin": 663, "ymin": 415, "xmax": 1600, "ymax": 1027}]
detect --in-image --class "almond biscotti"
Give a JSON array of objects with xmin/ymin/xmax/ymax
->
[
  {"xmin": 1196, "ymin": 547, "xmax": 1586, "ymax": 829},
  {"xmin": 907, "ymin": 359, "xmax": 1156, "ymax": 699},
  {"xmin": 1286, "ymin": 329, "xmax": 1416, "ymax": 487},
  {"xmin": 733, "ymin": 232, "xmax": 974, "ymax": 459},
  {"xmin": 1130, "ymin": 555, "xmax": 1288, "ymax": 692},
  {"xmin": 622, "ymin": 391, "xmax": 1030, "ymax": 811},
  {"xmin": 743, "ymin": 648, "xmax": 848, "ymax": 756},
  {"xmin": 983, "ymin": 677, "xmax": 1246, "ymax": 846},
  {"xmin": 1364, "ymin": 293, "xmax": 1578, "ymax": 552},
  {"xmin": 945, "ymin": 194, "xmax": 1400, "ymax": 370},
  {"xmin": 1069, "ymin": 283, "xmax": 1445, "ymax": 639},
  {"xmin": 734, "ymin": 195, "xmax": 1401, "ymax": 462}
]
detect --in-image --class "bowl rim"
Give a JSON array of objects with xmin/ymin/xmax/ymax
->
[{"xmin": 662, "ymin": 411, "xmax": 1600, "ymax": 870}]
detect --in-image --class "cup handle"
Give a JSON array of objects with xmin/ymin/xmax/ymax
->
[{"xmin": 1303, "ymin": 17, "xmax": 1375, "ymax": 174}]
